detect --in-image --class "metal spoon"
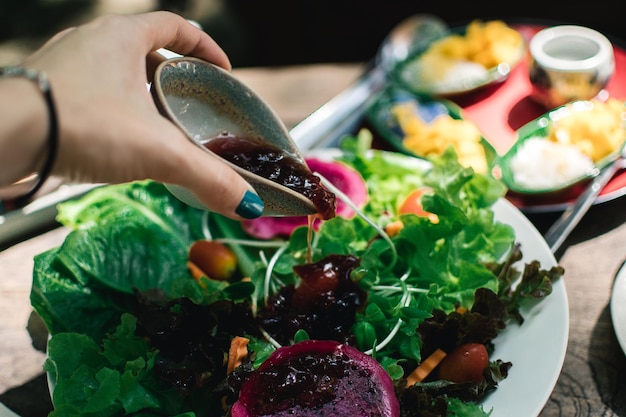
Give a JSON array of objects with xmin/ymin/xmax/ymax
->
[
  {"xmin": 152, "ymin": 56, "xmax": 319, "ymax": 217},
  {"xmin": 544, "ymin": 146, "xmax": 626, "ymax": 254},
  {"xmin": 290, "ymin": 14, "xmax": 448, "ymax": 150}
]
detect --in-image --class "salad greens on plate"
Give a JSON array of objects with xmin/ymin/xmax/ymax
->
[{"xmin": 31, "ymin": 131, "xmax": 564, "ymax": 417}]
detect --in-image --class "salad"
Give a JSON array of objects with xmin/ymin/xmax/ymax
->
[{"xmin": 31, "ymin": 131, "xmax": 564, "ymax": 417}]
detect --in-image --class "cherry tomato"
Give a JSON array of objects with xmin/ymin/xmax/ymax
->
[
  {"xmin": 188, "ymin": 240, "xmax": 238, "ymax": 281},
  {"xmin": 398, "ymin": 188, "xmax": 439, "ymax": 223},
  {"xmin": 437, "ymin": 343, "xmax": 489, "ymax": 384}
]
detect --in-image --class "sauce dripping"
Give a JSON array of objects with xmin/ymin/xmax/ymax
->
[{"xmin": 306, "ymin": 214, "xmax": 316, "ymax": 263}]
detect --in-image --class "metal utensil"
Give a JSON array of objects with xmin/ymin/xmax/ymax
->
[
  {"xmin": 290, "ymin": 14, "xmax": 448, "ymax": 150},
  {"xmin": 543, "ymin": 148, "xmax": 626, "ymax": 254}
]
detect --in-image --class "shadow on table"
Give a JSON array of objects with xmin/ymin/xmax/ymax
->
[
  {"xmin": 0, "ymin": 374, "xmax": 53, "ymax": 417},
  {"xmin": 524, "ymin": 195, "xmax": 626, "ymax": 260},
  {"xmin": 590, "ymin": 306, "xmax": 626, "ymax": 414},
  {"xmin": 0, "ymin": 312, "xmax": 51, "ymax": 416}
]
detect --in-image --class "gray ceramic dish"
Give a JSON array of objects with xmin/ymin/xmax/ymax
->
[{"xmin": 151, "ymin": 57, "xmax": 318, "ymax": 217}]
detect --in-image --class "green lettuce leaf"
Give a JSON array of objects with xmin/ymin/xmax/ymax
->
[
  {"xmin": 45, "ymin": 314, "xmax": 192, "ymax": 417},
  {"xmin": 31, "ymin": 181, "xmax": 237, "ymax": 341}
]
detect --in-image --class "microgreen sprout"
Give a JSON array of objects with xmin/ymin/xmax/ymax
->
[
  {"xmin": 264, "ymin": 243, "xmax": 288, "ymax": 306},
  {"xmin": 365, "ymin": 269, "xmax": 412, "ymax": 355},
  {"xmin": 202, "ymin": 210, "xmax": 284, "ymax": 248},
  {"xmin": 316, "ymin": 171, "xmax": 398, "ymax": 269}
]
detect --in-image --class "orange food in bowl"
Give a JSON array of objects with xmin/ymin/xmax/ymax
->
[{"xmin": 391, "ymin": 101, "xmax": 487, "ymax": 173}]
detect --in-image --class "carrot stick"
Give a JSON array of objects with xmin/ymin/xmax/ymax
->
[
  {"xmin": 405, "ymin": 348, "xmax": 447, "ymax": 386},
  {"xmin": 385, "ymin": 220, "xmax": 404, "ymax": 237},
  {"xmin": 187, "ymin": 261, "xmax": 207, "ymax": 288},
  {"xmin": 227, "ymin": 336, "xmax": 250, "ymax": 374}
]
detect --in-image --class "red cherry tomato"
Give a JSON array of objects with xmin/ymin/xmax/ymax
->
[
  {"xmin": 437, "ymin": 343, "xmax": 489, "ymax": 384},
  {"xmin": 398, "ymin": 188, "xmax": 438, "ymax": 223},
  {"xmin": 188, "ymin": 240, "xmax": 238, "ymax": 281}
]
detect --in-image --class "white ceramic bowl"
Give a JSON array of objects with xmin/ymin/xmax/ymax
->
[{"xmin": 528, "ymin": 25, "xmax": 615, "ymax": 108}]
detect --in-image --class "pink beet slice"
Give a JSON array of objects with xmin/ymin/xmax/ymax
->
[
  {"xmin": 231, "ymin": 340, "xmax": 400, "ymax": 417},
  {"xmin": 305, "ymin": 158, "xmax": 368, "ymax": 219},
  {"xmin": 241, "ymin": 158, "xmax": 368, "ymax": 239}
]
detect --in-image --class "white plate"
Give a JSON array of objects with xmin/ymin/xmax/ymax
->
[
  {"xmin": 485, "ymin": 198, "xmax": 569, "ymax": 416},
  {"xmin": 610, "ymin": 260, "xmax": 626, "ymax": 353},
  {"xmin": 308, "ymin": 148, "xmax": 569, "ymax": 416},
  {"xmin": 0, "ymin": 404, "xmax": 20, "ymax": 417}
]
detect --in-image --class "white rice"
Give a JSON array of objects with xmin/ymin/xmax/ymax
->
[{"xmin": 510, "ymin": 137, "xmax": 595, "ymax": 190}]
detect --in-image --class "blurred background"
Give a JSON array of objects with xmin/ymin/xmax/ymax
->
[{"xmin": 1, "ymin": 0, "xmax": 625, "ymax": 68}]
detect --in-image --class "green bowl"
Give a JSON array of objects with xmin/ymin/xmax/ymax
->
[
  {"xmin": 497, "ymin": 100, "xmax": 626, "ymax": 197},
  {"xmin": 392, "ymin": 22, "xmax": 525, "ymax": 97},
  {"xmin": 365, "ymin": 84, "xmax": 498, "ymax": 173}
]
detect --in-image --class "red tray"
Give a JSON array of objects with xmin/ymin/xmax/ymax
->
[{"xmin": 451, "ymin": 24, "xmax": 626, "ymax": 213}]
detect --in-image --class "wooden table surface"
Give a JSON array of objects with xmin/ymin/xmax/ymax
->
[{"xmin": 2, "ymin": 62, "xmax": 626, "ymax": 417}]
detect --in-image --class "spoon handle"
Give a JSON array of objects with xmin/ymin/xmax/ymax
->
[
  {"xmin": 544, "ymin": 157, "xmax": 624, "ymax": 254},
  {"xmin": 290, "ymin": 64, "xmax": 386, "ymax": 150}
]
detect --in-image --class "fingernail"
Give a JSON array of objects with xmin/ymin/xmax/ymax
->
[{"xmin": 235, "ymin": 190, "xmax": 264, "ymax": 219}]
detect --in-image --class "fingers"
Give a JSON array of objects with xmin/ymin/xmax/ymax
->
[
  {"xmin": 136, "ymin": 11, "xmax": 231, "ymax": 70},
  {"xmin": 185, "ymin": 156, "xmax": 265, "ymax": 221},
  {"xmin": 39, "ymin": 26, "xmax": 76, "ymax": 47},
  {"xmin": 23, "ymin": 10, "xmax": 250, "ymax": 220},
  {"xmin": 145, "ymin": 51, "xmax": 167, "ymax": 84}
]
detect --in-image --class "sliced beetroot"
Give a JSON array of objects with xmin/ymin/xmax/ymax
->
[
  {"xmin": 305, "ymin": 158, "xmax": 368, "ymax": 219},
  {"xmin": 231, "ymin": 340, "xmax": 400, "ymax": 417},
  {"xmin": 240, "ymin": 215, "xmax": 309, "ymax": 240},
  {"xmin": 241, "ymin": 158, "xmax": 368, "ymax": 239}
]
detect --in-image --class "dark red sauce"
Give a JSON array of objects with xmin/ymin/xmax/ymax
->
[
  {"xmin": 204, "ymin": 134, "xmax": 336, "ymax": 220},
  {"xmin": 256, "ymin": 254, "xmax": 366, "ymax": 345}
]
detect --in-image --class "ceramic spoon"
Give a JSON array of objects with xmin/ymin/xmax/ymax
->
[{"xmin": 151, "ymin": 56, "xmax": 319, "ymax": 217}]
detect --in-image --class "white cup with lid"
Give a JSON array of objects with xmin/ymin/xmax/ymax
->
[{"xmin": 528, "ymin": 25, "xmax": 615, "ymax": 108}]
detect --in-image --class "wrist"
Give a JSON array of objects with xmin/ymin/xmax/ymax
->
[
  {"xmin": 0, "ymin": 77, "xmax": 48, "ymax": 184},
  {"xmin": 0, "ymin": 67, "xmax": 59, "ymax": 205}
]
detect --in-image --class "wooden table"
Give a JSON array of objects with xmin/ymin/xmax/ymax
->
[{"xmin": 2, "ymin": 61, "xmax": 626, "ymax": 417}]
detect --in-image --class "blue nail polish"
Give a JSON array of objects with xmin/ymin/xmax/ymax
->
[{"xmin": 236, "ymin": 190, "xmax": 264, "ymax": 219}]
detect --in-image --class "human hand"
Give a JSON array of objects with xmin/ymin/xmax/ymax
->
[{"xmin": 22, "ymin": 11, "xmax": 264, "ymax": 220}]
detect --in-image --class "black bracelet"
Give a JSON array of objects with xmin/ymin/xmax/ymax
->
[{"xmin": 0, "ymin": 66, "xmax": 59, "ymax": 208}]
